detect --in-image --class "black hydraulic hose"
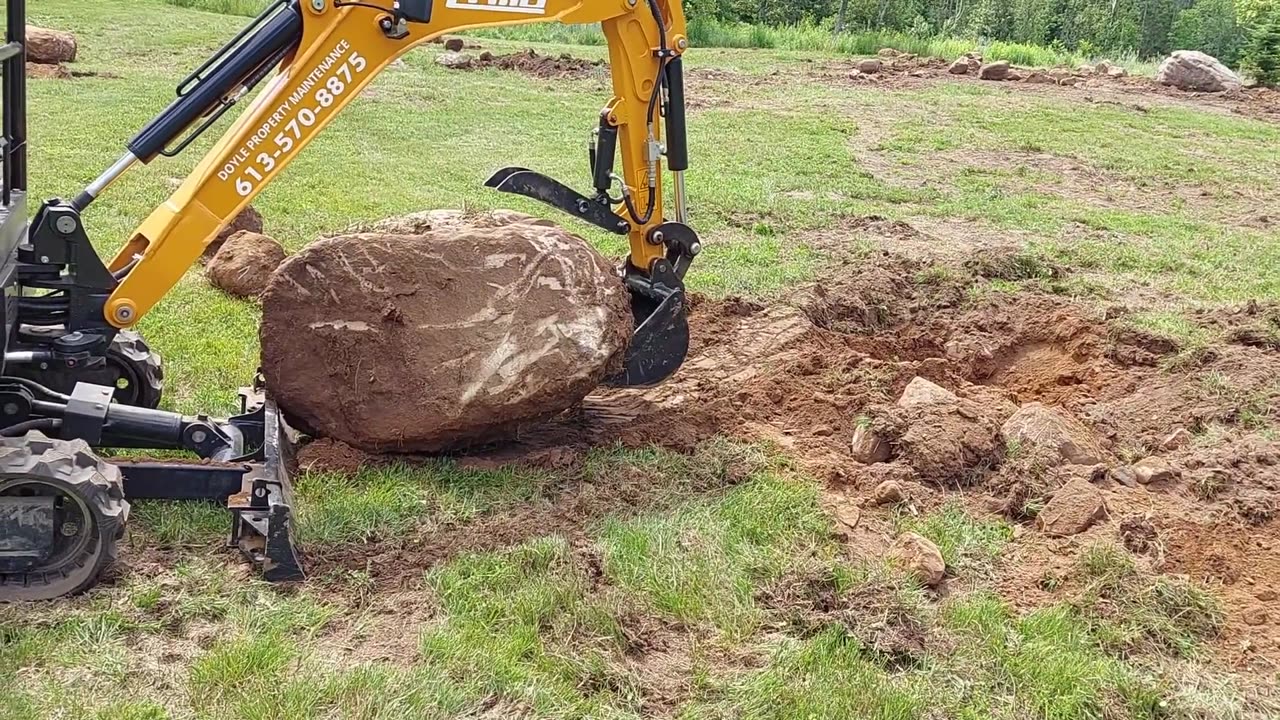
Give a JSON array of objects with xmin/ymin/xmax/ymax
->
[
  {"xmin": 1, "ymin": 419, "xmax": 61, "ymax": 437},
  {"xmin": 2, "ymin": 377, "xmax": 72, "ymax": 403}
]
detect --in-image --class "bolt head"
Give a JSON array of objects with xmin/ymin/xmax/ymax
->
[
  {"xmin": 191, "ymin": 430, "xmax": 208, "ymax": 444},
  {"xmin": 677, "ymin": 38, "xmax": 689, "ymax": 50},
  {"xmin": 114, "ymin": 305, "xmax": 135, "ymax": 323},
  {"xmin": 1, "ymin": 404, "xmax": 15, "ymax": 415},
  {"xmin": 39, "ymin": 255, "xmax": 49, "ymax": 263},
  {"xmin": 311, "ymin": 0, "xmax": 325, "ymax": 9},
  {"xmin": 690, "ymin": 242, "xmax": 702, "ymax": 256},
  {"xmin": 55, "ymin": 216, "xmax": 77, "ymax": 235},
  {"xmin": 60, "ymin": 522, "xmax": 79, "ymax": 537}
]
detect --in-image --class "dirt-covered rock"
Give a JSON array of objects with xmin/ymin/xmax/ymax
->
[
  {"xmin": 875, "ymin": 393, "xmax": 1007, "ymax": 486},
  {"xmin": 948, "ymin": 58, "xmax": 971, "ymax": 75},
  {"xmin": 897, "ymin": 376, "xmax": 958, "ymax": 408},
  {"xmin": 204, "ymin": 205, "xmax": 264, "ymax": 262},
  {"xmin": 1133, "ymin": 456, "xmax": 1176, "ymax": 484},
  {"xmin": 978, "ymin": 61, "xmax": 1010, "ymax": 80},
  {"xmin": 26, "ymin": 27, "xmax": 77, "ymax": 64},
  {"xmin": 260, "ymin": 212, "xmax": 632, "ymax": 452},
  {"xmin": 1001, "ymin": 402, "xmax": 1106, "ymax": 465},
  {"xmin": 1155, "ymin": 50, "xmax": 1241, "ymax": 92},
  {"xmin": 1037, "ymin": 476, "xmax": 1106, "ymax": 536},
  {"xmin": 857, "ymin": 58, "xmax": 882, "ymax": 74},
  {"xmin": 851, "ymin": 424, "xmax": 892, "ymax": 464},
  {"xmin": 205, "ymin": 231, "xmax": 286, "ymax": 299},
  {"xmin": 443, "ymin": 37, "xmax": 464, "ymax": 52},
  {"xmin": 890, "ymin": 532, "xmax": 945, "ymax": 587},
  {"xmin": 872, "ymin": 479, "xmax": 905, "ymax": 505},
  {"xmin": 436, "ymin": 51, "xmax": 473, "ymax": 70}
]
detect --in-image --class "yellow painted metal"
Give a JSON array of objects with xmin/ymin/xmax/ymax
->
[{"xmin": 106, "ymin": 0, "xmax": 687, "ymax": 327}]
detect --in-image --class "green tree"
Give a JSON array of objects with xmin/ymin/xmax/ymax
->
[
  {"xmin": 1242, "ymin": 3, "xmax": 1280, "ymax": 86},
  {"xmin": 1171, "ymin": 0, "xmax": 1243, "ymax": 64}
]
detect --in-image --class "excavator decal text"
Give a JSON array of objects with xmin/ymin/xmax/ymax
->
[
  {"xmin": 444, "ymin": 0, "xmax": 548, "ymax": 14},
  {"xmin": 218, "ymin": 40, "xmax": 368, "ymax": 197}
]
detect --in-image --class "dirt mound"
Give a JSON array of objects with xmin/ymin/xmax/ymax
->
[
  {"xmin": 205, "ymin": 231, "xmax": 285, "ymax": 299},
  {"xmin": 204, "ymin": 205, "xmax": 263, "ymax": 262},
  {"xmin": 474, "ymin": 49, "xmax": 605, "ymax": 79},
  {"xmin": 262, "ymin": 212, "xmax": 632, "ymax": 452}
]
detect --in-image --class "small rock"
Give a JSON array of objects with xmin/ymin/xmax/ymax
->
[
  {"xmin": 1058, "ymin": 76, "xmax": 1084, "ymax": 87},
  {"xmin": 1078, "ymin": 63, "xmax": 1095, "ymax": 75},
  {"xmin": 898, "ymin": 377, "xmax": 958, "ymax": 408},
  {"xmin": 851, "ymin": 424, "xmax": 892, "ymax": 464},
  {"xmin": 978, "ymin": 61, "xmax": 1010, "ymax": 80},
  {"xmin": 1037, "ymin": 477, "xmax": 1107, "ymax": 536},
  {"xmin": 204, "ymin": 206, "xmax": 264, "ymax": 262},
  {"xmin": 1106, "ymin": 65, "xmax": 1127, "ymax": 78},
  {"xmin": 443, "ymin": 37, "xmax": 464, "ymax": 52},
  {"xmin": 479, "ymin": 50, "xmax": 495, "ymax": 62},
  {"xmin": 948, "ymin": 58, "xmax": 970, "ymax": 75},
  {"xmin": 877, "ymin": 48, "xmax": 900, "ymax": 58},
  {"xmin": 26, "ymin": 26, "xmax": 77, "ymax": 65},
  {"xmin": 1243, "ymin": 608, "xmax": 1269, "ymax": 626},
  {"xmin": 1001, "ymin": 402, "xmax": 1106, "ymax": 465},
  {"xmin": 872, "ymin": 480, "xmax": 905, "ymax": 505},
  {"xmin": 1024, "ymin": 71, "xmax": 1056, "ymax": 85},
  {"xmin": 890, "ymin": 532, "xmax": 946, "ymax": 587},
  {"xmin": 811, "ymin": 424, "xmax": 834, "ymax": 437},
  {"xmin": 436, "ymin": 51, "xmax": 474, "ymax": 70},
  {"xmin": 1258, "ymin": 589, "xmax": 1278, "ymax": 602},
  {"xmin": 1094, "ymin": 61, "xmax": 1111, "ymax": 75},
  {"xmin": 857, "ymin": 58, "xmax": 882, "ymax": 74},
  {"xmin": 1133, "ymin": 456, "xmax": 1176, "ymax": 484},
  {"xmin": 834, "ymin": 502, "xmax": 861, "ymax": 532},
  {"xmin": 1160, "ymin": 428, "xmax": 1192, "ymax": 450},
  {"xmin": 205, "ymin": 231, "xmax": 287, "ymax": 299},
  {"xmin": 1005, "ymin": 70, "xmax": 1023, "ymax": 81},
  {"xmin": 1109, "ymin": 465, "xmax": 1139, "ymax": 488}
]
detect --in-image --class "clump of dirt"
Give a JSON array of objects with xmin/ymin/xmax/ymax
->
[
  {"xmin": 869, "ymin": 394, "xmax": 1011, "ymax": 487},
  {"xmin": 474, "ymin": 49, "xmax": 605, "ymax": 79},
  {"xmin": 758, "ymin": 562, "xmax": 930, "ymax": 668}
]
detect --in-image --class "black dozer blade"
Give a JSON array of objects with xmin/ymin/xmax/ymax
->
[
  {"xmin": 486, "ymin": 167, "xmax": 631, "ymax": 236},
  {"xmin": 115, "ymin": 390, "xmax": 304, "ymax": 582}
]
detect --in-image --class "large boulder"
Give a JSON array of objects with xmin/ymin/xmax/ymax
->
[
  {"xmin": 206, "ymin": 231, "xmax": 286, "ymax": 300},
  {"xmin": 26, "ymin": 27, "xmax": 77, "ymax": 65},
  {"xmin": 1155, "ymin": 51, "xmax": 1241, "ymax": 93},
  {"xmin": 261, "ymin": 211, "xmax": 632, "ymax": 452}
]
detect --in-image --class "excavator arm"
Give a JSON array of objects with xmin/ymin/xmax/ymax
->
[{"xmin": 66, "ymin": 0, "xmax": 696, "ymax": 388}]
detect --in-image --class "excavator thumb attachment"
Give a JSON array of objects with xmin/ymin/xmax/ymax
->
[{"xmin": 485, "ymin": 167, "xmax": 632, "ymax": 236}]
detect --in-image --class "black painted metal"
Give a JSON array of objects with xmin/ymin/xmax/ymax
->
[
  {"xmin": 663, "ymin": 57, "xmax": 688, "ymax": 172},
  {"xmin": 3, "ymin": 0, "xmax": 26, "ymax": 200},
  {"xmin": 486, "ymin": 167, "xmax": 631, "ymax": 235},
  {"xmin": 117, "ymin": 462, "xmax": 248, "ymax": 501},
  {"xmin": 127, "ymin": 1, "xmax": 303, "ymax": 161},
  {"xmin": 606, "ymin": 259, "xmax": 689, "ymax": 388}
]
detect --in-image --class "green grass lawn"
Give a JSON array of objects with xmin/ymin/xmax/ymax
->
[{"xmin": 3, "ymin": 1, "xmax": 1280, "ymax": 718}]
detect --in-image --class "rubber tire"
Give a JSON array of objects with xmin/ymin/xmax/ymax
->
[
  {"xmin": 0, "ymin": 433, "xmax": 128, "ymax": 601},
  {"xmin": 106, "ymin": 330, "xmax": 165, "ymax": 409}
]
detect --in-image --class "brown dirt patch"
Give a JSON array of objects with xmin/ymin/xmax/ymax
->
[
  {"xmin": 474, "ymin": 49, "xmax": 605, "ymax": 80},
  {"xmin": 287, "ymin": 216, "xmax": 1280, "ymax": 665}
]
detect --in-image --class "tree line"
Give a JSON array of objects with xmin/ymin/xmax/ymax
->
[{"xmin": 685, "ymin": 0, "xmax": 1277, "ymax": 70}]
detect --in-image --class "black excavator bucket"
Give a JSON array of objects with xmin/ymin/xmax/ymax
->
[{"xmin": 607, "ymin": 265, "xmax": 690, "ymax": 388}]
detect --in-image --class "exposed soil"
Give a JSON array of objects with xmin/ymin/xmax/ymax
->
[
  {"xmin": 287, "ymin": 211, "xmax": 1279, "ymax": 669},
  {"xmin": 473, "ymin": 49, "xmax": 606, "ymax": 80},
  {"xmin": 810, "ymin": 50, "xmax": 1280, "ymax": 123}
]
